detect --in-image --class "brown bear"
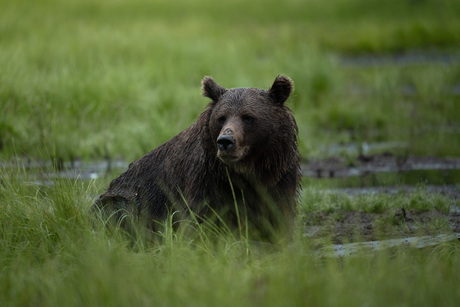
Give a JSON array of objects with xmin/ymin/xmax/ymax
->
[{"xmin": 93, "ymin": 75, "xmax": 301, "ymax": 242}]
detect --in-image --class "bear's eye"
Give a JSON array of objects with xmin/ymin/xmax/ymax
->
[
  {"xmin": 242, "ymin": 115, "xmax": 254, "ymax": 124},
  {"xmin": 218, "ymin": 116, "xmax": 226, "ymax": 124}
]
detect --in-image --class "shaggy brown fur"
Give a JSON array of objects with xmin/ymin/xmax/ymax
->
[{"xmin": 93, "ymin": 75, "xmax": 301, "ymax": 242}]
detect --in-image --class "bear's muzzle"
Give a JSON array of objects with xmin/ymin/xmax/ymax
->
[{"xmin": 216, "ymin": 134, "xmax": 235, "ymax": 151}]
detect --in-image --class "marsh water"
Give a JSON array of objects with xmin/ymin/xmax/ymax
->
[
  {"xmin": 317, "ymin": 232, "xmax": 460, "ymax": 257},
  {"xmin": 3, "ymin": 150, "xmax": 460, "ymax": 190}
]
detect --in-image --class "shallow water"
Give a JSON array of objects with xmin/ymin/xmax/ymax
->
[
  {"xmin": 2, "ymin": 155, "xmax": 460, "ymax": 189},
  {"xmin": 316, "ymin": 233, "xmax": 460, "ymax": 257},
  {"xmin": 305, "ymin": 169, "xmax": 460, "ymax": 193},
  {"xmin": 0, "ymin": 158, "xmax": 128, "ymax": 184},
  {"xmin": 302, "ymin": 150, "xmax": 460, "ymax": 192}
]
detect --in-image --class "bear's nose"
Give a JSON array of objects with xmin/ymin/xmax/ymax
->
[{"xmin": 217, "ymin": 135, "xmax": 235, "ymax": 151}]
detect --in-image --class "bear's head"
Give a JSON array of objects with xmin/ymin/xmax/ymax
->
[{"xmin": 202, "ymin": 75, "xmax": 296, "ymax": 174}]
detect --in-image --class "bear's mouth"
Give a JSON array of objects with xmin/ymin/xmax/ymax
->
[
  {"xmin": 217, "ymin": 151, "xmax": 240, "ymax": 164},
  {"xmin": 216, "ymin": 145, "xmax": 250, "ymax": 165}
]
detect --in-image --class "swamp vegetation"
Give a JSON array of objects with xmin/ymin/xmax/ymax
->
[{"xmin": 1, "ymin": 0, "xmax": 460, "ymax": 306}]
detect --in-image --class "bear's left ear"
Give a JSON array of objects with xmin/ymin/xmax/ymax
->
[
  {"xmin": 268, "ymin": 75, "xmax": 293, "ymax": 105},
  {"xmin": 202, "ymin": 76, "xmax": 227, "ymax": 102}
]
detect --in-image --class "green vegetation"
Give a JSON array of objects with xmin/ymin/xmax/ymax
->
[
  {"xmin": 2, "ymin": 1, "xmax": 460, "ymax": 305},
  {"xmin": 1, "ymin": 168, "xmax": 459, "ymax": 306},
  {"xmin": 1, "ymin": 0, "xmax": 460, "ymax": 161},
  {"xmin": 301, "ymin": 186, "xmax": 452, "ymax": 214}
]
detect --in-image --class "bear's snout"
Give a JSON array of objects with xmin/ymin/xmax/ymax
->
[{"xmin": 217, "ymin": 135, "xmax": 235, "ymax": 151}]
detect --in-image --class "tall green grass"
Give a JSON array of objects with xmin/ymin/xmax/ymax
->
[
  {"xmin": 2, "ymin": 1, "xmax": 460, "ymax": 305},
  {"xmin": 1, "ymin": 166, "xmax": 459, "ymax": 306},
  {"xmin": 300, "ymin": 186, "xmax": 453, "ymax": 214},
  {"xmin": 1, "ymin": 0, "xmax": 460, "ymax": 161}
]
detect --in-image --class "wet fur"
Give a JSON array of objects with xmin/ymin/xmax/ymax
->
[{"xmin": 94, "ymin": 76, "xmax": 301, "ymax": 241}]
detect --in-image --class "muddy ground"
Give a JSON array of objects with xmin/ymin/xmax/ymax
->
[
  {"xmin": 302, "ymin": 153, "xmax": 460, "ymax": 244},
  {"xmin": 304, "ymin": 207, "xmax": 460, "ymax": 244}
]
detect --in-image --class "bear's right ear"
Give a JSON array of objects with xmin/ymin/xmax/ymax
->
[
  {"xmin": 202, "ymin": 76, "xmax": 227, "ymax": 102},
  {"xmin": 268, "ymin": 75, "xmax": 294, "ymax": 105}
]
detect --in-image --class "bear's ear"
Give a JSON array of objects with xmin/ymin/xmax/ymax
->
[
  {"xmin": 202, "ymin": 76, "xmax": 227, "ymax": 102},
  {"xmin": 268, "ymin": 75, "xmax": 294, "ymax": 105}
]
